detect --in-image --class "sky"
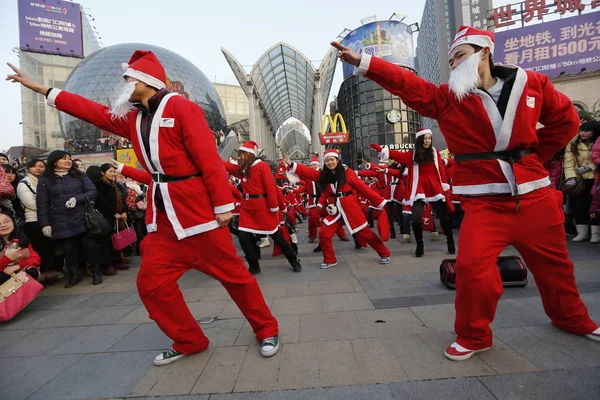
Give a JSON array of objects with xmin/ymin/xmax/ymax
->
[{"xmin": 0, "ymin": 0, "xmax": 515, "ymax": 150}]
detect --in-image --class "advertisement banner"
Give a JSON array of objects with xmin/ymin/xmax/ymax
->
[
  {"xmin": 116, "ymin": 149, "xmax": 142, "ymax": 169},
  {"xmin": 494, "ymin": 12, "xmax": 600, "ymax": 78},
  {"xmin": 18, "ymin": 0, "xmax": 83, "ymax": 58},
  {"xmin": 342, "ymin": 20, "xmax": 414, "ymax": 79}
]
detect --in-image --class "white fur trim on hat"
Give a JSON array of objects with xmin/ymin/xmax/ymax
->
[
  {"xmin": 449, "ymin": 32, "xmax": 494, "ymax": 56},
  {"xmin": 123, "ymin": 68, "xmax": 166, "ymax": 90},
  {"xmin": 322, "ymin": 151, "xmax": 340, "ymax": 162},
  {"xmin": 416, "ymin": 129, "xmax": 432, "ymax": 139}
]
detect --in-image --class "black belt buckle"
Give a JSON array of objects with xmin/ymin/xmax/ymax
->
[
  {"xmin": 244, "ymin": 194, "xmax": 250, "ymax": 200},
  {"xmin": 152, "ymin": 173, "xmax": 164, "ymax": 183}
]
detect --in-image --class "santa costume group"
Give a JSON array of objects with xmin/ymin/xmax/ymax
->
[
  {"xmin": 6, "ymin": 51, "xmax": 280, "ymax": 366},
  {"xmin": 331, "ymin": 25, "xmax": 600, "ymax": 359}
]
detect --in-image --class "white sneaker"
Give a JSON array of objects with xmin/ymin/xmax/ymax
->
[
  {"xmin": 444, "ymin": 342, "xmax": 491, "ymax": 361},
  {"xmin": 260, "ymin": 336, "xmax": 280, "ymax": 357},
  {"xmin": 259, "ymin": 237, "xmax": 271, "ymax": 248},
  {"xmin": 153, "ymin": 348, "xmax": 187, "ymax": 366},
  {"xmin": 586, "ymin": 327, "xmax": 600, "ymax": 342},
  {"xmin": 320, "ymin": 262, "xmax": 338, "ymax": 269}
]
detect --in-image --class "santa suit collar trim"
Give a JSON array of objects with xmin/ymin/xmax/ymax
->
[
  {"xmin": 407, "ymin": 148, "xmax": 444, "ymax": 206},
  {"xmin": 251, "ymin": 159, "xmax": 262, "ymax": 167}
]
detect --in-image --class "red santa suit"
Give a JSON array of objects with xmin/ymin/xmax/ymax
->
[
  {"xmin": 354, "ymin": 26, "xmax": 598, "ymax": 353},
  {"xmin": 45, "ymin": 50, "xmax": 278, "ymax": 355},
  {"xmin": 290, "ymin": 151, "xmax": 390, "ymax": 264}
]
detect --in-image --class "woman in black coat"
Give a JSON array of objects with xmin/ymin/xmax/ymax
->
[
  {"xmin": 93, "ymin": 164, "xmax": 128, "ymax": 275},
  {"xmin": 36, "ymin": 151, "xmax": 99, "ymax": 288},
  {"xmin": 2, "ymin": 164, "xmax": 24, "ymax": 223}
]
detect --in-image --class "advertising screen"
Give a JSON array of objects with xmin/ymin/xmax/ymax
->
[
  {"xmin": 18, "ymin": 0, "xmax": 83, "ymax": 58},
  {"xmin": 494, "ymin": 12, "xmax": 600, "ymax": 78},
  {"xmin": 341, "ymin": 20, "xmax": 415, "ymax": 79}
]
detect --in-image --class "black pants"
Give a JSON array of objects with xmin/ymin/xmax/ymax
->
[
  {"xmin": 452, "ymin": 203, "xmax": 464, "ymax": 229},
  {"xmin": 238, "ymin": 229, "xmax": 298, "ymax": 266},
  {"xmin": 387, "ymin": 202, "xmax": 398, "ymax": 234},
  {"xmin": 572, "ymin": 179, "xmax": 598, "ymax": 226},
  {"xmin": 411, "ymin": 200, "xmax": 453, "ymax": 244},
  {"xmin": 57, "ymin": 233, "xmax": 101, "ymax": 274},
  {"xmin": 25, "ymin": 222, "xmax": 61, "ymax": 273}
]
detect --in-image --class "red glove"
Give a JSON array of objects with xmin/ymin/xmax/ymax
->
[{"xmin": 370, "ymin": 144, "xmax": 383, "ymax": 152}]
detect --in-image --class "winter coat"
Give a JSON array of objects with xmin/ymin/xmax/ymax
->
[
  {"xmin": 564, "ymin": 137, "xmax": 595, "ymax": 180},
  {"xmin": 36, "ymin": 172, "xmax": 97, "ymax": 241},
  {"xmin": 591, "ymin": 138, "xmax": 600, "ymax": 167},
  {"xmin": 590, "ymin": 176, "xmax": 600, "ymax": 216},
  {"xmin": 0, "ymin": 244, "xmax": 40, "ymax": 271},
  {"xmin": 542, "ymin": 157, "xmax": 563, "ymax": 189},
  {"xmin": 94, "ymin": 179, "xmax": 128, "ymax": 230},
  {"xmin": 16, "ymin": 174, "xmax": 39, "ymax": 223}
]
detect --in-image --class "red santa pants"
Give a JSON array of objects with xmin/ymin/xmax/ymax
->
[
  {"xmin": 455, "ymin": 187, "xmax": 597, "ymax": 350},
  {"xmin": 137, "ymin": 211, "xmax": 278, "ymax": 354},
  {"xmin": 308, "ymin": 207, "xmax": 347, "ymax": 240},
  {"xmin": 319, "ymin": 219, "xmax": 390, "ymax": 264}
]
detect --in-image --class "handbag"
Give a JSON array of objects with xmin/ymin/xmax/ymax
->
[
  {"xmin": 84, "ymin": 194, "xmax": 112, "ymax": 238},
  {"xmin": 111, "ymin": 221, "xmax": 137, "ymax": 251},
  {"xmin": 422, "ymin": 204, "xmax": 434, "ymax": 232},
  {"xmin": 0, "ymin": 271, "xmax": 43, "ymax": 322},
  {"xmin": 562, "ymin": 148, "xmax": 586, "ymax": 196}
]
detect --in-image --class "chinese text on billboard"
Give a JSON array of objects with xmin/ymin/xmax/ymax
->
[
  {"xmin": 341, "ymin": 21, "xmax": 414, "ymax": 79},
  {"xmin": 494, "ymin": 12, "xmax": 600, "ymax": 77},
  {"xmin": 18, "ymin": 0, "xmax": 83, "ymax": 58}
]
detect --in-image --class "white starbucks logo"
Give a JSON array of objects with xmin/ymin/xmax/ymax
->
[{"xmin": 386, "ymin": 109, "xmax": 401, "ymax": 124}]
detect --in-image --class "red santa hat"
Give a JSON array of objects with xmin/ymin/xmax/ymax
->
[
  {"xmin": 122, "ymin": 50, "xmax": 167, "ymax": 90},
  {"xmin": 415, "ymin": 128, "xmax": 433, "ymax": 139},
  {"xmin": 322, "ymin": 149, "xmax": 340, "ymax": 162},
  {"xmin": 238, "ymin": 141, "xmax": 259, "ymax": 155},
  {"xmin": 309, "ymin": 153, "xmax": 320, "ymax": 166},
  {"xmin": 449, "ymin": 26, "xmax": 495, "ymax": 56}
]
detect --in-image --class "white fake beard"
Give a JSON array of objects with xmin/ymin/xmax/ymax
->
[
  {"xmin": 448, "ymin": 52, "xmax": 481, "ymax": 102},
  {"xmin": 110, "ymin": 81, "xmax": 138, "ymax": 119}
]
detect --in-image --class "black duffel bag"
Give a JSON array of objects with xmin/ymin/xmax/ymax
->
[
  {"xmin": 84, "ymin": 194, "xmax": 112, "ymax": 238},
  {"xmin": 440, "ymin": 256, "xmax": 528, "ymax": 290}
]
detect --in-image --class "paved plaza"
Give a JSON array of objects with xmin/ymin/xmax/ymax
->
[{"xmin": 1, "ymin": 228, "xmax": 599, "ymax": 400}]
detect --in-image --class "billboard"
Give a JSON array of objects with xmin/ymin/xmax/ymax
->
[
  {"xmin": 494, "ymin": 12, "xmax": 600, "ymax": 78},
  {"xmin": 116, "ymin": 149, "xmax": 142, "ymax": 169},
  {"xmin": 18, "ymin": 0, "xmax": 83, "ymax": 58},
  {"xmin": 341, "ymin": 20, "xmax": 415, "ymax": 79}
]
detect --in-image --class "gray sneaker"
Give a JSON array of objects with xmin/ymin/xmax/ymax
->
[
  {"xmin": 260, "ymin": 336, "xmax": 280, "ymax": 357},
  {"xmin": 153, "ymin": 347, "xmax": 187, "ymax": 366}
]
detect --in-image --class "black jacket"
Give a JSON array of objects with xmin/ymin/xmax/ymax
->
[{"xmin": 94, "ymin": 179, "xmax": 127, "ymax": 229}]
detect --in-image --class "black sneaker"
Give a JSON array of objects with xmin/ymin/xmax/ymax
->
[
  {"xmin": 260, "ymin": 336, "xmax": 280, "ymax": 357},
  {"xmin": 153, "ymin": 347, "xmax": 187, "ymax": 366},
  {"xmin": 312, "ymin": 244, "xmax": 322, "ymax": 253}
]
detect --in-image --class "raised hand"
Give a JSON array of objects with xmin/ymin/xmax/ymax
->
[
  {"xmin": 5, "ymin": 63, "xmax": 48, "ymax": 94},
  {"xmin": 330, "ymin": 42, "xmax": 361, "ymax": 66},
  {"xmin": 369, "ymin": 144, "xmax": 383, "ymax": 152}
]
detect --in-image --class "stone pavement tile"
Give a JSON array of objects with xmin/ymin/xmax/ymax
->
[
  {"xmin": 233, "ymin": 343, "xmax": 281, "ymax": 392},
  {"xmin": 0, "ymin": 307, "xmax": 90, "ymax": 330},
  {"xmin": 234, "ymin": 315, "xmax": 299, "ymax": 346},
  {"xmin": 187, "ymin": 300, "xmax": 230, "ymax": 320},
  {"xmin": 49, "ymin": 324, "xmax": 139, "ymax": 354},
  {"xmin": 110, "ymin": 322, "xmax": 172, "ymax": 352},
  {"xmin": 477, "ymin": 338, "xmax": 540, "ymax": 374},
  {"xmin": 26, "ymin": 293, "xmax": 89, "ymax": 310},
  {"xmin": 307, "ymin": 280, "xmax": 335, "ymax": 295},
  {"xmin": 76, "ymin": 291, "xmax": 137, "ymax": 307},
  {"xmin": 299, "ymin": 311, "xmax": 363, "ymax": 342},
  {"xmin": 409, "ymin": 303, "xmax": 456, "ymax": 332},
  {"xmin": 202, "ymin": 318, "xmax": 245, "ymax": 347},
  {"xmin": 117, "ymin": 304, "xmax": 152, "ymax": 324},
  {"xmin": 354, "ymin": 308, "xmax": 430, "ymax": 337},
  {"xmin": 493, "ymin": 327, "xmax": 584, "ymax": 370},
  {"xmin": 117, "ymin": 292, "xmax": 143, "ymax": 306},
  {"xmin": 94, "ymin": 281, "xmax": 139, "ymax": 293},
  {"xmin": 0, "ymin": 328, "xmax": 36, "ymax": 349},
  {"xmin": 351, "ymin": 338, "xmax": 408, "ymax": 383},
  {"xmin": 271, "ymin": 295, "xmax": 322, "ymax": 315},
  {"xmin": 201, "ymin": 286, "xmax": 231, "ymax": 301},
  {"xmin": 218, "ymin": 298, "xmax": 273, "ymax": 320},
  {"xmin": 182, "ymin": 288, "xmax": 211, "ymax": 302},
  {"xmin": 37, "ymin": 281, "xmax": 104, "ymax": 296},
  {"xmin": 2, "ymin": 326, "xmax": 89, "ymax": 357},
  {"xmin": 0, "ymin": 354, "xmax": 83, "ymax": 400},
  {"xmin": 275, "ymin": 341, "xmax": 320, "ymax": 390},
  {"xmin": 320, "ymin": 292, "xmax": 374, "ymax": 312},
  {"xmin": 389, "ymin": 377, "xmax": 496, "ymax": 400},
  {"xmin": 329, "ymin": 279, "xmax": 361, "ymax": 294},
  {"xmin": 490, "ymin": 298, "xmax": 550, "ymax": 329},
  {"xmin": 27, "ymin": 351, "xmax": 154, "ymax": 400},
  {"xmin": 66, "ymin": 305, "xmax": 140, "ymax": 326},
  {"xmin": 522, "ymin": 325, "xmax": 600, "ymax": 367},
  {"xmin": 257, "ymin": 283, "xmax": 289, "ymax": 298},
  {"xmin": 286, "ymin": 282, "xmax": 310, "ymax": 297},
  {"xmin": 384, "ymin": 335, "xmax": 454, "ymax": 381},
  {"xmin": 418, "ymin": 331, "xmax": 496, "ymax": 378},
  {"xmin": 190, "ymin": 346, "xmax": 248, "ymax": 394},
  {"xmin": 479, "ymin": 367, "xmax": 600, "ymax": 400},
  {"xmin": 131, "ymin": 348, "xmax": 214, "ymax": 397},
  {"xmin": 212, "ymin": 384, "xmax": 395, "ymax": 400},
  {"xmin": 317, "ymin": 340, "xmax": 371, "ymax": 386},
  {"xmin": 352, "ymin": 266, "xmax": 395, "ymax": 278},
  {"xmin": 133, "ymin": 396, "xmax": 209, "ymax": 400}
]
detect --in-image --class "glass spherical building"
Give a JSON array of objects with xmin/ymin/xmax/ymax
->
[{"xmin": 60, "ymin": 43, "xmax": 226, "ymax": 141}]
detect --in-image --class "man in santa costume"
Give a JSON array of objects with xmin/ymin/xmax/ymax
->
[
  {"xmin": 6, "ymin": 52, "xmax": 280, "ymax": 365},
  {"xmin": 332, "ymin": 26, "xmax": 599, "ymax": 360}
]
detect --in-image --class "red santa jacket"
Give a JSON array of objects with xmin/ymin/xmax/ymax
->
[
  {"xmin": 358, "ymin": 55, "xmax": 579, "ymax": 197},
  {"xmin": 231, "ymin": 184, "xmax": 243, "ymax": 216},
  {"xmin": 373, "ymin": 167, "xmax": 407, "ymax": 203},
  {"xmin": 225, "ymin": 160, "xmax": 280, "ymax": 234},
  {"xmin": 47, "ymin": 89, "xmax": 234, "ymax": 240},
  {"xmin": 291, "ymin": 163, "xmax": 385, "ymax": 234}
]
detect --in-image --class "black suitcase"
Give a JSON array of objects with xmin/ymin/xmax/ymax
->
[{"xmin": 440, "ymin": 255, "xmax": 528, "ymax": 290}]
